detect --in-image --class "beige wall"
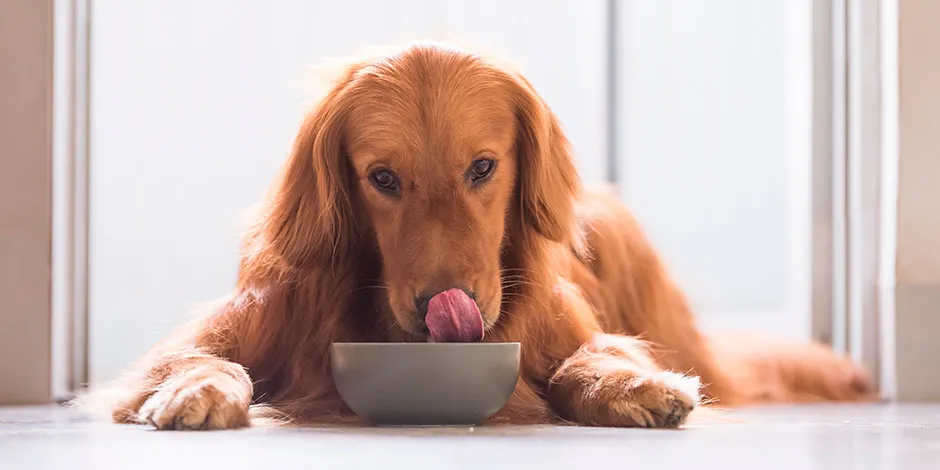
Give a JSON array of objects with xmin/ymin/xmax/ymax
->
[
  {"xmin": 0, "ymin": 0, "xmax": 55, "ymax": 404},
  {"xmin": 897, "ymin": 0, "xmax": 940, "ymax": 287},
  {"xmin": 895, "ymin": 0, "xmax": 940, "ymax": 401}
]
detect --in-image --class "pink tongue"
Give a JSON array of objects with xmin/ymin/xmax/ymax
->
[{"xmin": 426, "ymin": 289, "xmax": 485, "ymax": 343}]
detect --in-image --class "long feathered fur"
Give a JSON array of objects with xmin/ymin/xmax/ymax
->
[{"xmin": 75, "ymin": 43, "xmax": 874, "ymax": 430}]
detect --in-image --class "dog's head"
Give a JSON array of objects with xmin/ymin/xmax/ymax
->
[{"xmin": 258, "ymin": 44, "xmax": 579, "ymax": 340}]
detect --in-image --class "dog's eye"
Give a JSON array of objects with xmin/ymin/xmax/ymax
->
[
  {"xmin": 468, "ymin": 158, "xmax": 495, "ymax": 185},
  {"xmin": 369, "ymin": 169, "xmax": 401, "ymax": 196}
]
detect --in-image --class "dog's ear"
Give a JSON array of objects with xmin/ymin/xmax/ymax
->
[
  {"xmin": 509, "ymin": 74, "xmax": 582, "ymax": 245},
  {"xmin": 256, "ymin": 64, "xmax": 364, "ymax": 269}
]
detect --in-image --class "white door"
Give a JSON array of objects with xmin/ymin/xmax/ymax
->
[{"xmin": 614, "ymin": 0, "xmax": 813, "ymax": 339}]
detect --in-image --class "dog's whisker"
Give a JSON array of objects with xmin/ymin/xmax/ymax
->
[
  {"xmin": 355, "ymin": 284, "xmax": 389, "ymax": 292},
  {"xmin": 500, "ymin": 267, "xmax": 535, "ymax": 274},
  {"xmin": 498, "ymin": 309, "xmax": 521, "ymax": 321},
  {"xmin": 501, "ymin": 292, "xmax": 536, "ymax": 303},
  {"xmin": 500, "ymin": 279, "xmax": 537, "ymax": 288}
]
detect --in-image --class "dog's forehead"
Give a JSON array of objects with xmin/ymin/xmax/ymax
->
[
  {"xmin": 348, "ymin": 98, "xmax": 515, "ymax": 154},
  {"xmin": 345, "ymin": 59, "xmax": 517, "ymax": 162}
]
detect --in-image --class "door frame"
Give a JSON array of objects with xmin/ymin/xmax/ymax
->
[
  {"xmin": 51, "ymin": 0, "xmax": 92, "ymax": 400},
  {"xmin": 813, "ymin": 0, "xmax": 897, "ymax": 397}
]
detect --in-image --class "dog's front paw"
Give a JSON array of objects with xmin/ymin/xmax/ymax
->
[
  {"xmin": 600, "ymin": 370, "xmax": 700, "ymax": 428},
  {"xmin": 138, "ymin": 366, "xmax": 251, "ymax": 430}
]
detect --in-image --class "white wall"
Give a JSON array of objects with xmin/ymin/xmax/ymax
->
[
  {"xmin": 88, "ymin": 0, "xmax": 608, "ymax": 383},
  {"xmin": 615, "ymin": 0, "xmax": 812, "ymax": 337}
]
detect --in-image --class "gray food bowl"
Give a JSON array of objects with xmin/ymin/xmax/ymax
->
[{"xmin": 330, "ymin": 342, "xmax": 520, "ymax": 426}]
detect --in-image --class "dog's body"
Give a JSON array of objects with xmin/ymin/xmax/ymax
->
[{"xmin": 96, "ymin": 44, "xmax": 872, "ymax": 430}]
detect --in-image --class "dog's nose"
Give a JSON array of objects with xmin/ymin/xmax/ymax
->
[{"xmin": 415, "ymin": 288, "xmax": 476, "ymax": 320}]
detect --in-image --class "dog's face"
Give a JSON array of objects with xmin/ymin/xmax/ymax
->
[
  {"xmin": 262, "ymin": 44, "xmax": 580, "ymax": 340},
  {"xmin": 345, "ymin": 58, "xmax": 519, "ymax": 335}
]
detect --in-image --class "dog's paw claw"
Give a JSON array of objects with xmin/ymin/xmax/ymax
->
[
  {"xmin": 603, "ymin": 371, "xmax": 699, "ymax": 428},
  {"xmin": 137, "ymin": 369, "xmax": 250, "ymax": 431}
]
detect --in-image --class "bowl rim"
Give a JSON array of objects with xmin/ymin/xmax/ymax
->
[{"xmin": 330, "ymin": 342, "xmax": 520, "ymax": 347}]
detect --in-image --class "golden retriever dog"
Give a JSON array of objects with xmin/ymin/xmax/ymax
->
[{"xmin": 93, "ymin": 43, "xmax": 873, "ymax": 430}]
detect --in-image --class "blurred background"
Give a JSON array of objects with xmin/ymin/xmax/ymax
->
[
  {"xmin": 87, "ymin": 0, "xmax": 811, "ymax": 383},
  {"xmin": 3, "ymin": 0, "xmax": 938, "ymax": 405}
]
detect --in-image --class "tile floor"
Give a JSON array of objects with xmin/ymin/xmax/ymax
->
[{"xmin": 1, "ymin": 403, "xmax": 939, "ymax": 469}]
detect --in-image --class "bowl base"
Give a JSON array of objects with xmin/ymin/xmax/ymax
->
[{"xmin": 373, "ymin": 424, "xmax": 478, "ymax": 428}]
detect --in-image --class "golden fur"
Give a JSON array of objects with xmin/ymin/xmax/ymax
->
[{"xmin": 90, "ymin": 44, "xmax": 873, "ymax": 430}]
